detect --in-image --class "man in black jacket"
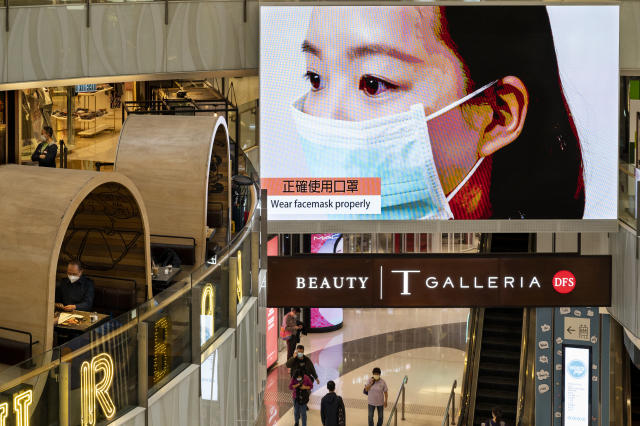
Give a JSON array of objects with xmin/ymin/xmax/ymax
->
[
  {"xmin": 286, "ymin": 345, "xmax": 320, "ymax": 384},
  {"xmin": 55, "ymin": 261, "xmax": 94, "ymax": 312},
  {"xmin": 321, "ymin": 380, "xmax": 345, "ymax": 426},
  {"xmin": 31, "ymin": 126, "xmax": 57, "ymax": 167}
]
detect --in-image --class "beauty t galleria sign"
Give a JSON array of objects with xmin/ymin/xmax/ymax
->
[{"xmin": 267, "ymin": 254, "xmax": 611, "ymax": 308}]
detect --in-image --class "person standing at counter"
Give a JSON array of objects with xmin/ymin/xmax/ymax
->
[
  {"xmin": 31, "ymin": 126, "xmax": 57, "ymax": 168},
  {"xmin": 55, "ymin": 260, "xmax": 94, "ymax": 312}
]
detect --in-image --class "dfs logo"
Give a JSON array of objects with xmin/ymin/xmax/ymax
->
[{"xmin": 553, "ymin": 270, "xmax": 576, "ymax": 294}]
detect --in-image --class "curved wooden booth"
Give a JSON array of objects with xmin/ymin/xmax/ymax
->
[
  {"xmin": 115, "ymin": 115, "xmax": 231, "ymax": 268},
  {"xmin": 0, "ymin": 165, "xmax": 151, "ymax": 357}
]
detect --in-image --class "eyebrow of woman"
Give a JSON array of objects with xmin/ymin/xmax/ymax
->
[{"xmin": 301, "ymin": 40, "xmax": 424, "ymax": 64}]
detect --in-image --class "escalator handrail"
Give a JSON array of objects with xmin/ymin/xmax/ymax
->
[
  {"xmin": 384, "ymin": 376, "xmax": 408, "ymax": 426},
  {"xmin": 458, "ymin": 307, "xmax": 485, "ymax": 425},
  {"xmin": 441, "ymin": 379, "xmax": 457, "ymax": 426},
  {"xmin": 515, "ymin": 308, "xmax": 534, "ymax": 426}
]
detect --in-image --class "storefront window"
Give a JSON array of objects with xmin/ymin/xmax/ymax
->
[
  {"xmin": 620, "ymin": 77, "xmax": 640, "ymax": 229},
  {"xmin": 18, "ymin": 84, "xmax": 127, "ymax": 170}
]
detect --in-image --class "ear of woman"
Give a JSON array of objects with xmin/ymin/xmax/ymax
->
[{"xmin": 476, "ymin": 76, "xmax": 529, "ymax": 157}]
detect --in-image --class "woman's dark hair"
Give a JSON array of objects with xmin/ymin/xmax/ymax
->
[
  {"xmin": 440, "ymin": 6, "xmax": 585, "ymax": 219},
  {"xmin": 43, "ymin": 126, "xmax": 54, "ymax": 138},
  {"xmin": 491, "ymin": 407, "xmax": 503, "ymax": 421},
  {"xmin": 372, "ymin": 367, "xmax": 381, "ymax": 374},
  {"xmin": 294, "ymin": 369, "xmax": 305, "ymax": 378}
]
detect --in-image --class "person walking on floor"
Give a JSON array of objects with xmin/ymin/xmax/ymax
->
[
  {"xmin": 289, "ymin": 369, "xmax": 313, "ymax": 426},
  {"xmin": 321, "ymin": 380, "xmax": 346, "ymax": 426},
  {"xmin": 364, "ymin": 367, "xmax": 388, "ymax": 426},
  {"xmin": 286, "ymin": 344, "xmax": 320, "ymax": 384},
  {"xmin": 284, "ymin": 307, "xmax": 303, "ymax": 359}
]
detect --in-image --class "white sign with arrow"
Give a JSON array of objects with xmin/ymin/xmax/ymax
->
[{"xmin": 564, "ymin": 317, "xmax": 591, "ymax": 342}]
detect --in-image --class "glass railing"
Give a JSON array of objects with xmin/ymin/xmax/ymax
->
[{"xmin": 0, "ymin": 149, "xmax": 261, "ymax": 425}]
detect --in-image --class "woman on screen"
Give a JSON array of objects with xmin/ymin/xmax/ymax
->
[{"xmin": 292, "ymin": 6, "xmax": 585, "ymax": 219}]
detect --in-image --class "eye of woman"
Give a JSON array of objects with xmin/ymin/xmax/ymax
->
[
  {"xmin": 358, "ymin": 75, "xmax": 399, "ymax": 97},
  {"xmin": 304, "ymin": 71, "xmax": 323, "ymax": 91}
]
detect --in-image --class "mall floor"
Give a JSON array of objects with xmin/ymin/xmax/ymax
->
[{"xmin": 263, "ymin": 308, "xmax": 468, "ymax": 426}]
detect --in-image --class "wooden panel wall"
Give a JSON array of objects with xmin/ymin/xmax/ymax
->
[
  {"xmin": 0, "ymin": 166, "xmax": 150, "ymax": 355},
  {"xmin": 115, "ymin": 115, "xmax": 230, "ymax": 266}
]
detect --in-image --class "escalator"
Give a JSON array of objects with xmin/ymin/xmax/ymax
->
[
  {"xmin": 474, "ymin": 308, "xmax": 523, "ymax": 424},
  {"xmin": 459, "ymin": 233, "xmax": 534, "ymax": 426}
]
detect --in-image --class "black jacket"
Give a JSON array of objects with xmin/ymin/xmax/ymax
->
[
  {"xmin": 321, "ymin": 392, "xmax": 345, "ymax": 426},
  {"xmin": 55, "ymin": 276, "xmax": 95, "ymax": 311},
  {"xmin": 286, "ymin": 355, "xmax": 318, "ymax": 381},
  {"xmin": 31, "ymin": 141, "xmax": 57, "ymax": 167}
]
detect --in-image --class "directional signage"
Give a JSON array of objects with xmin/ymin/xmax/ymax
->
[
  {"xmin": 267, "ymin": 254, "xmax": 611, "ymax": 308},
  {"xmin": 564, "ymin": 317, "xmax": 591, "ymax": 342}
]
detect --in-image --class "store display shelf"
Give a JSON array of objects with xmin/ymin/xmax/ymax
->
[
  {"xmin": 77, "ymin": 124, "xmax": 114, "ymax": 137},
  {"xmin": 53, "ymin": 114, "xmax": 115, "ymax": 122}
]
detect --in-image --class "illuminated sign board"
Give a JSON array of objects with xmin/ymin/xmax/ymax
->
[
  {"xmin": 152, "ymin": 317, "xmax": 171, "ymax": 384},
  {"xmin": 260, "ymin": 5, "xmax": 619, "ymax": 228},
  {"xmin": 0, "ymin": 388, "xmax": 32, "ymax": 426},
  {"xmin": 267, "ymin": 254, "xmax": 611, "ymax": 307},
  {"xmin": 75, "ymin": 84, "xmax": 97, "ymax": 93},
  {"xmin": 201, "ymin": 283, "xmax": 216, "ymax": 346},
  {"xmin": 563, "ymin": 346, "xmax": 590, "ymax": 426},
  {"xmin": 266, "ymin": 308, "xmax": 278, "ymax": 367},
  {"xmin": 236, "ymin": 251, "xmax": 243, "ymax": 304},
  {"xmin": 81, "ymin": 353, "xmax": 116, "ymax": 425}
]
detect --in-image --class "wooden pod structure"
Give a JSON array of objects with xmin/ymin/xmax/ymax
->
[
  {"xmin": 114, "ymin": 115, "xmax": 231, "ymax": 267},
  {"xmin": 0, "ymin": 165, "xmax": 151, "ymax": 357}
]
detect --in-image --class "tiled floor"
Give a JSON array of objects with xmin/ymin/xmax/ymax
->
[{"xmin": 264, "ymin": 308, "xmax": 469, "ymax": 426}]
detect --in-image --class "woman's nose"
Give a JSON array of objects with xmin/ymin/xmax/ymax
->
[{"xmin": 323, "ymin": 78, "xmax": 351, "ymax": 121}]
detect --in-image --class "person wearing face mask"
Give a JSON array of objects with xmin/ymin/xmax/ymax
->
[
  {"xmin": 286, "ymin": 344, "xmax": 320, "ymax": 385},
  {"xmin": 283, "ymin": 6, "xmax": 587, "ymax": 220},
  {"xmin": 363, "ymin": 367, "xmax": 388, "ymax": 426},
  {"xmin": 289, "ymin": 369, "xmax": 313, "ymax": 426},
  {"xmin": 55, "ymin": 260, "xmax": 94, "ymax": 312},
  {"xmin": 31, "ymin": 126, "xmax": 57, "ymax": 168}
]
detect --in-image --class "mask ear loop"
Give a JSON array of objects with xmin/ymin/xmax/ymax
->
[
  {"xmin": 424, "ymin": 80, "xmax": 498, "ymax": 203},
  {"xmin": 425, "ymin": 80, "xmax": 499, "ymax": 121},
  {"xmin": 446, "ymin": 157, "xmax": 484, "ymax": 203}
]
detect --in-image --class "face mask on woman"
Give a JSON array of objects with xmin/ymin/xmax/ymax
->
[
  {"xmin": 68, "ymin": 275, "xmax": 80, "ymax": 283},
  {"xmin": 373, "ymin": 374, "xmax": 380, "ymax": 381},
  {"xmin": 291, "ymin": 80, "xmax": 497, "ymax": 220},
  {"xmin": 297, "ymin": 352, "xmax": 304, "ymax": 359},
  {"xmin": 297, "ymin": 377, "xmax": 303, "ymax": 382}
]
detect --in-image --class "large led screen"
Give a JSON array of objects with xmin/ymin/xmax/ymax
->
[{"xmin": 260, "ymin": 6, "xmax": 618, "ymax": 224}]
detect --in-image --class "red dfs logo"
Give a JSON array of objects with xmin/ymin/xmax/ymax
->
[{"xmin": 553, "ymin": 270, "xmax": 576, "ymax": 294}]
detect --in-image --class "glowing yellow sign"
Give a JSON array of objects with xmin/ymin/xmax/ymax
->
[
  {"xmin": 201, "ymin": 283, "xmax": 215, "ymax": 344},
  {"xmin": 0, "ymin": 401, "xmax": 8, "ymax": 426},
  {"xmin": 153, "ymin": 317, "xmax": 171, "ymax": 384},
  {"xmin": 81, "ymin": 353, "xmax": 116, "ymax": 425},
  {"xmin": 236, "ymin": 251, "xmax": 243, "ymax": 303},
  {"xmin": 12, "ymin": 389, "xmax": 32, "ymax": 426}
]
